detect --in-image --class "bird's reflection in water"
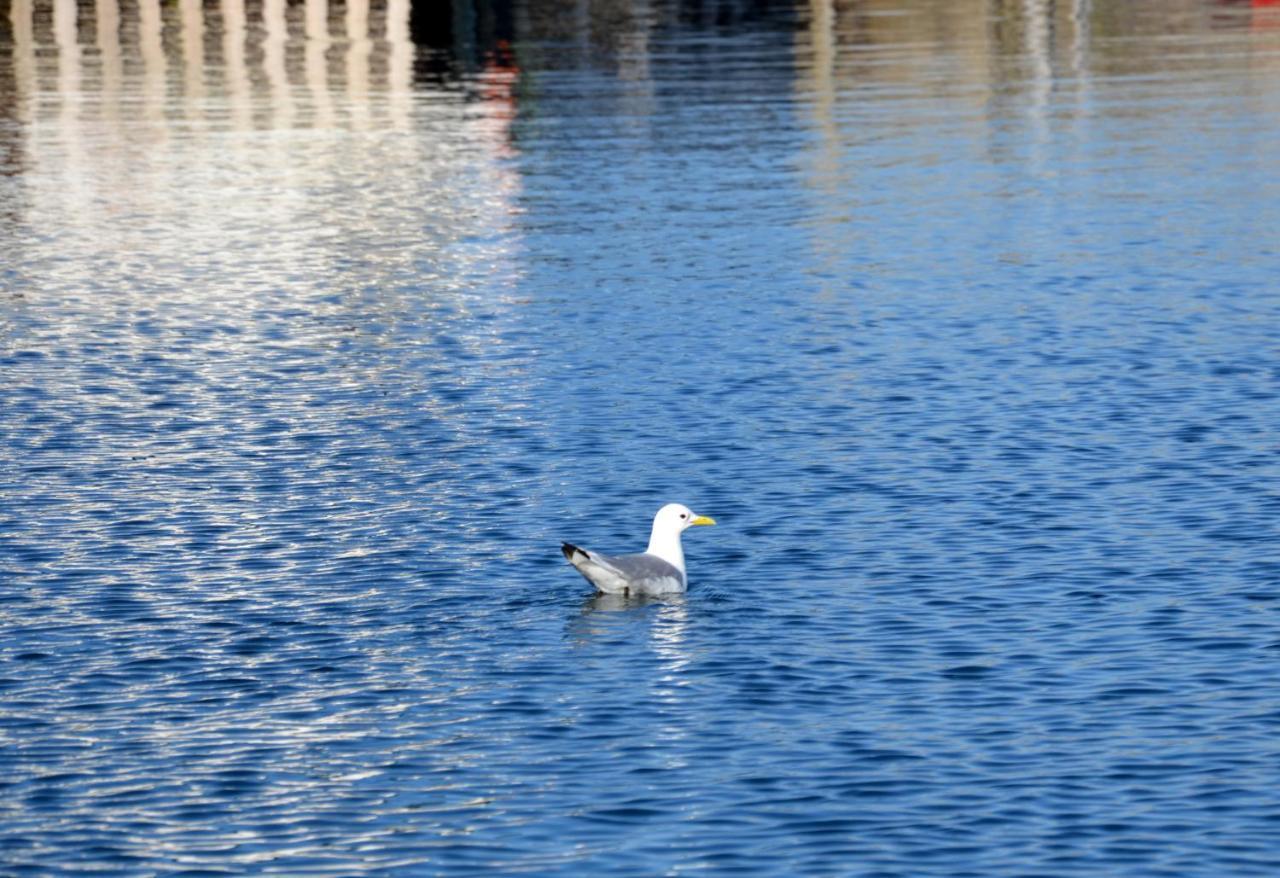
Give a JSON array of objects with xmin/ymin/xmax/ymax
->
[
  {"xmin": 582, "ymin": 592, "xmax": 684, "ymax": 614},
  {"xmin": 568, "ymin": 593, "xmax": 692, "ymax": 674}
]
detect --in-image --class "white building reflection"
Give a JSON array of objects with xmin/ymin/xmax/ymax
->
[
  {"xmin": 792, "ymin": 0, "xmax": 1105, "ymax": 294},
  {"xmin": 5, "ymin": 0, "xmax": 522, "ymax": 315}
]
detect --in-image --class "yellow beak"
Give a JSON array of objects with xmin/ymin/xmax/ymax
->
[{"xmin": 690, "ymin": 515, "xmax": 716, "ymax": 526}]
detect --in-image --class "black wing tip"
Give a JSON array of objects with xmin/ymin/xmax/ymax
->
[{"xmin": 561, "ymin": 542, "xmax": 582, "ymax": 561}]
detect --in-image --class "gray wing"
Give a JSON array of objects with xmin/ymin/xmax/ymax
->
[
  {"xmin": 604, "ymin": 552, "xmax": 684, "ymax": 585},
  {"xmin": 563, "ymin": 544, "xmax": 685, "ymax": 595},
  {"xmin": 598, "ymin": 552, "xmax": 686, "ymax": 595}
]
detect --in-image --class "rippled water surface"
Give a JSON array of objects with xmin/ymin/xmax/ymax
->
[{"xmin": 3, "ymin": 0, "xmax": 1280, "ymax": 874}]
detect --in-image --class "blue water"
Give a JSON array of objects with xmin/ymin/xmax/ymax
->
[{"xmin": 3, "ymin": 0, "xmax": 1280, "ymax": 874}]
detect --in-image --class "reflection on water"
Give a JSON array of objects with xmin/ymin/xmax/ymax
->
[
  {"xmin": 2, "ymin": 0, "xmax": 525, "ymax": 370},
  {"xmin": 4, "ymin": 1, "xmax": 1280, "ymax": 876},
  {"xmin": 572, "ymin": 594, "xmax": 689, "ymax": 669},
  {"xmin": 582, "ymin": 592, "xmax": 675, "ymax": 614}
]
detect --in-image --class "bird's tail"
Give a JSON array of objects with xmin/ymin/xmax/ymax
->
[{"xmin": 561, "ymin": 542, "xmax": 586, "ymax": 563}]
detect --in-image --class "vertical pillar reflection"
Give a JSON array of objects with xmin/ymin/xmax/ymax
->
[
  {"xmin": 10, "ymin": 0, "xmax": 37, "ymax": 125},
  {"xmin": 222, "ymin": 0, "xmax": 252, "ymax": 130},
  {"xmin": 1069, "ymin": 0, "xmax": 1093, "ymax": 126},
  {"xmin": 1022, "ymin": 0, "xmax": 1053, "ymax": 171},
  {"xmin": 44, "ymin": 0, "xmax": 86, "ymax": 236},
  {"xmin": 1070, "ymin": 0, "xmax": 1091, "ymax": 77},
  {"xmin": 180, "ymin": 0, "xmax": 206, "ymax": 104},
  {"xmin": 808, "ymin": 0, "xmax": 838, "ymax": 156},
  {"xmin": 51, "ymin": 0, "xmax": 83, "ymax": 170},
  {"xmin": 385, "ymin": 0, "xmax": 414, "ymax": 130},
  {"xmin": 138, "ymin": 0, "xmax": 166, "ymax": 125},
  {"xmin": 305, "ymin": 0, "xmax": 334, "ymax": 128},
  {"xmin": 305, "ymin": 0, "xmax": 329, "ymax": 42},
  {"xmin": 96, "ymin": 0, "xmax": 123, "ymax": 99},
  {"xmin": 617, "ymin": 0, "xmax": 653, "ymax": 84},
  {"xmin": 803, "ymin": 0, "xmax": 846, "ymax": 301},
  {"xmin": 53, "ymin": 0, "xmax": 81, "ymax": 102},
  {"xmin": 346, "ymin": 0, "xmax": 373, "ymax": 131},
  {"xmin": 262, "ymin": 0, "xmax": 296, "ymax": 129}
]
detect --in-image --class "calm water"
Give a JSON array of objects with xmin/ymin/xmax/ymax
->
[{"xmin": 3, "ymin": 0, "xmax": 1280, "ymax": 874}]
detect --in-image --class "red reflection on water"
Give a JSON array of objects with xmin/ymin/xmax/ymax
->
[
  {"xmin": 481, "ymin": 40, "xmax": 520, "ymax": 157},
  {"xmin": 1213, "ymin": 0, "xmax": 1280, "ymax": 29}
]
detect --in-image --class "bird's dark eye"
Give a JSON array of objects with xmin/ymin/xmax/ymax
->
[{"xmin": 680, "ymin": 514, "xmax": 687, "ymax": 519}]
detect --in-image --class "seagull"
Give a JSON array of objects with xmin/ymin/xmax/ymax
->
[{"xmin": 561, "ymin": 503, "xmax": 716, "ymax": 596}]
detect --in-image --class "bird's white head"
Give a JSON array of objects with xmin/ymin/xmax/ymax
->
[
  {"xmin": 653, "ymin": 503, "xmax": 716, "ymax": 534},
  {"xmin": 646, "ymin": 503, "xmax": 715, "ymax": 570}
]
